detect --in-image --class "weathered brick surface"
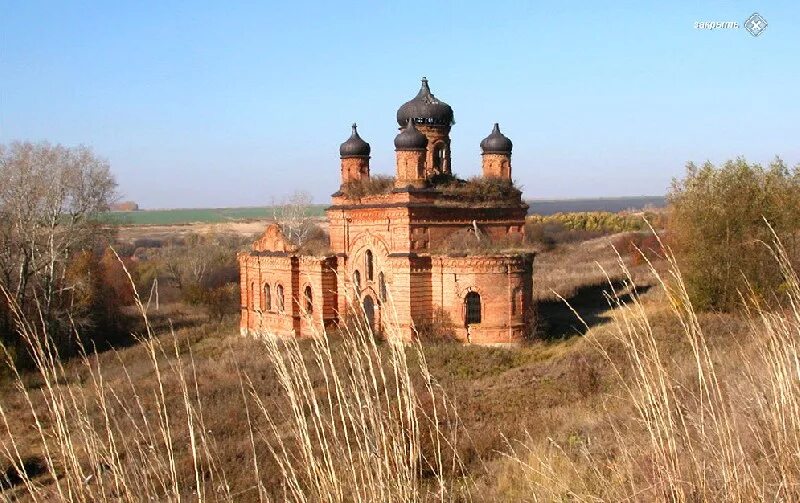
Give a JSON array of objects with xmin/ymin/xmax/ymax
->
[
  {"xmin": 394, "ymin": 150, "xmax": 426, "ymax": 188},
  {"xmin": 481, "ymin": 153, "xmax": 512, "ymax": 179},
  {"xmin": 417, "ymin": 124, "xmax": 452, "ymax": 177},
  {"xmin": 340, "ymin": 157, "xmax": 369, "ymax": 185},
  {"xmin": 239, "ymin": 93, "xmax": 534, "ymax": 344}
]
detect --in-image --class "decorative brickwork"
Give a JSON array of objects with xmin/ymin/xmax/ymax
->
[
  {"xmin": 240, "ymin": 79, "xmax": 535, "ymax": 344},
  {"xmin": 340, "ymin": 157, "xmax": 369, "ymax": 185},
  {"xmin": 416, "ymin": 124, "xmax": 452, "ymax": 177},
  {"xmin": 394, "ymin": 150, "xmax": 426, "ymax": 188},
  {"xmin": 482, "ymin": 153, "xmax": 512, "ymax": 179}
]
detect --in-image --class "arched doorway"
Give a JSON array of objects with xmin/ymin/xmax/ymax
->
[
  {"xmin": 465, "ymin": 291, "xmax": 481, "ymax": 325},
  {"xmin": 363, "ymin": 295, "xmax": 376, "ymax": 330}
]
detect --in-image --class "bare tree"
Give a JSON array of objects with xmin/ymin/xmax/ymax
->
[
  {"xmin": 0, "ymin": 141, "xmax": 117, "ymax": 349},
  {"xmin": 272, "ymin": 191, "xmax": 315, "ymax": 247}
]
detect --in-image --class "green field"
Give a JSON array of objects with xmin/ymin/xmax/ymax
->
[
  {"xmin": 103, "ymin": 205, "xmax": 329, "ymax": 225},
  {"xmin": 103, "ymin": 196, "xmax": 665, "ymax": 226}
]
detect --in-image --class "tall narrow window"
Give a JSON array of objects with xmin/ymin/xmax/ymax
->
[
  {"xmin": 379, "ymin": 272, "xmax": 387, "ymax": 302},
  {"xmin": 353, "ymin": 270, "xmax": 361, "ymax": 292},
  {"xmin": 465, "ymin": 292, "xmax": 481, "ymax": 325},
  {"xmin": 250, "ymin": 282, "xmax": 256, "ymax": 310},
  {"xmin": 276, "ymin": 284, "xmax": 285, "ymax": 312},
  {"xmin": 363, "ymin": 296, "xmax": 375, "ymax": 329},
  {"xmin": 511, "ymin": 287, "xmax": 520, "ymax": 315},
  {"xmin": 263, "ymin": 284, "xmax": 271, "ymax": 311},
  {"xmin": 365, "ymin": 250, "xmax": 374, "ymax": 281},
  {"xmin": 433, "ymin": 143, "xmax": 445, "ymax": 172},
  {"xmin": 304, "ymin": 285, "xmax": 313, "ymax": 314}
]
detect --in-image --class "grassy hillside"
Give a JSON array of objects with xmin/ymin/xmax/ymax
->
[{"xmin": 2, "ymin": 231, "xmax": 798, "ymax": 501}]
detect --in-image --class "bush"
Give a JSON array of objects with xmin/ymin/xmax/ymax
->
[
  {"xmin": 524, "ymin": 221, "xmax": 605, "ymax": 250},
  {"xmin": 184, "ymin": 283, "xmax": 239, "ymax": 321},
  {"xmin": 340, "ymin": 175, "xmax": 395, "ymax": 198},
  {"xmin": 435, "ymin": 175, "xmax": 523, "ymax": 205},
  {"xmin": 668, "ymin": 157, "xmax": 800, "ymax": 311},
  {"xmin": 612, "ymin": 232, "xmax": 663, "ymax": 266},
  {"xmin": 527, "ymin": 211, "xmax": 655, "ymax": 234}
]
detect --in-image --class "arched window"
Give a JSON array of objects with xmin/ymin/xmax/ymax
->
[
  {"xmin": 353, "ymin": 270, "xmax": 361, "ymax": 292},
  {"xmin": 432, "ymin": 143, "xmax": 445, "ymax": 171},
  {"xmin": 263, "ymin": 284, "xmax": 271, "ymax": 311},
  {"xmin": 465, "ymin": 291, "xmax": 481, "ymax": 325},
  {"xmin": 250, "ymin": 282, "xmax": 256, "ymax": 310},
  {"xmin": 276, "ymin": 284, "xmax": 285, "ymax": 312},
  {"xmin": 304, "ymin": 285, "xmax": 313, "ymax": 314},
  {"xmin": 363, "ymin": 295, "xmax": 375, "ymax": 329},
  {"xmin": 379, "ymin": 272, "xmax": 387, "ymax": 302},
  {"xmin": 365, "ymin": 250, "xmax": 374, "ymax": 281}
]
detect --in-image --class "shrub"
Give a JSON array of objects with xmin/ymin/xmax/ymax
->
[
  {"xmin": 435, "ymin": 175, "xmax": 523, "ymax": 205},
  {"xmin": 524, "ymin": 221, "xmax": 605, "ymax": 250},
  {"xmin": 668, "ymin": 157, "xmax": 800, "ymax": 311},
  {"xmin": 612, "ymin": 232, "xmax": 663, "ymax": 266},
  {"xmin": 527, "ymin": 211, "xmax": 653, "ymax": 234},
  {"xmin": 340, "ymin": 175, "xmax": 395, "ymax": 198}
]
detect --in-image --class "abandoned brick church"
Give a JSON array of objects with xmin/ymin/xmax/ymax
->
[{"xmin": 239, "ymin": 78, "xmax": 534, "ymax": 344}]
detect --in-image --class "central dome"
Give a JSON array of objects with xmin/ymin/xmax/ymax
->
[{"xmin": 396, "ymin": 78, "xmax": 454, "ymax": 127}]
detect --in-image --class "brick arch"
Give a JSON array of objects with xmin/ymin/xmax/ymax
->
[
  {"xmin": 348, "ymin": 231, "xmax": 390, "ymax": 283},
  {"xmin": 457, "ymin": 286, "xmax": 484, "ymax": 325},
  {"xmin": 456, "ymin": 285, "xmax": 484, "ymax": 300},
  {"xmin": 360, "ymin": 286, "xmax": 382, "ymax": 332}
]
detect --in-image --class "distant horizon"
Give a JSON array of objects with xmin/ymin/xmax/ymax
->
[{"xmin": 113, "ymin": 194, "xmax": 667, "ymax": 212}]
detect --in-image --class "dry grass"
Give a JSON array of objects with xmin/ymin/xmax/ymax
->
[
  {"xmin": 0, "ymin": 270, "xmax": 464, "ymax": 501},
  {"xmin": 486, "ymin": 230, "xmax": 800, "ymax": 501},
  {"xmin": 1, "ymin": 232, "xmax": 799, "ymax": 502},
  {"xmin": 533, "ymin": 232, "xmax": 657, "ymax": 302}
]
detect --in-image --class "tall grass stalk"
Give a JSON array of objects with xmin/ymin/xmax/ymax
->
[
  {"xmin": 0, "ymin": 257, "xmax": 462, "ymax": 502},
  {"xmin": 508, "ymin": 229, "xmax": 800, "ymax": 501},
  {"xmin": 247, "ymin": 286, "xmax": 465, "ymax": 502}
]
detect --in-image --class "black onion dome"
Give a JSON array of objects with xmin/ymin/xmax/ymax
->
[
  {"xmin": 480, "ymin": 123, "xmax": 513, "ymax": 154},
  {"xmin": 396, "ymin": 77, "xmax": 454, "ymax": 127},
  {"xmin": 394, "ymin": 118, "xmax": 428, "ymax": 150},
  {"xmin": 339, "ymin": 123, "xmax": 371, "ymax": 158}
]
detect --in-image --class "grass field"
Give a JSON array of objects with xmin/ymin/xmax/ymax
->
[
  {"xmin": 105, "ymin": 196, "xmax": 666, "ymax": 226},
  {"xmin": 103, "ymin": 205, "xmax": 329, "ymax": 225}
]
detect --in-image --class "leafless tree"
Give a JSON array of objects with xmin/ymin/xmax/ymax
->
[
  {"xmin": 0, "ymin": 141, "xmax": 117, "ymax": 346},
  {"xmin": 272, "ymin": 190, "xmax": 315, "ymax": 247},
  {"xmin": 160, "ymin": 233, "xmax": 239, "ymax": 290}
]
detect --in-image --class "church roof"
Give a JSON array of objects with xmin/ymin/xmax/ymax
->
[
  {"xmin": 396, "ymin": 78, "xmax": 454, "ymax": 127},
  {"xmin": 394, "ymin": 118, "xmax": 428, "ymax": 150},
  {"xmin": 339, "ymin": 123, "xmax": 371, "ymax": 158},
  {"xmin": 480, "ymin": 123, "xmax": 513, "ymax": 154}
]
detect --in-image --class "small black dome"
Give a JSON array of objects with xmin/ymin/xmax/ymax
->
[
  {"xmin": 394, "ymin": 118, "xmax": 428, "ymax": 150},
  {"xmin": 339, "ymin": 123, "xmax": 371, "ymax": 158},
  {"xmin": 396, "ymin": 78, "xmax": 454, "ymax": 127},
  {"xmin": 480, "ymin": 123, "xmax": 513, "ymax": 154}
]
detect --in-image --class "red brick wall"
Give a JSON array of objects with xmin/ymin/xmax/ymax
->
[
  {"xmin": 481, "ymin": 153, "xmax": 511, "ymax": 179},
  {"xmin": 430, "ymin": 254, "xmax": 534, "ymax": 344},
  {"xmin": 394, "ymin": 150, "xmax": 426, "ymax": 187},
  {"xmin": 340, "ymin": 157, "xmax": 369, "ymax": 185},
  {"xmin": 416, "ymin": 124, "xmax": 451, "ymax": 177}
]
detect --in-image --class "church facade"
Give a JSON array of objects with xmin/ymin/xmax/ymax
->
[{"xmin": 239, "ymin": 79, "xmax": 534, "ymax": 344}]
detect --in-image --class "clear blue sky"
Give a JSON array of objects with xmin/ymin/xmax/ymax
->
[{"xmin": 2, "ymin": 1, "xmax": 798, "ymax": 208}]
